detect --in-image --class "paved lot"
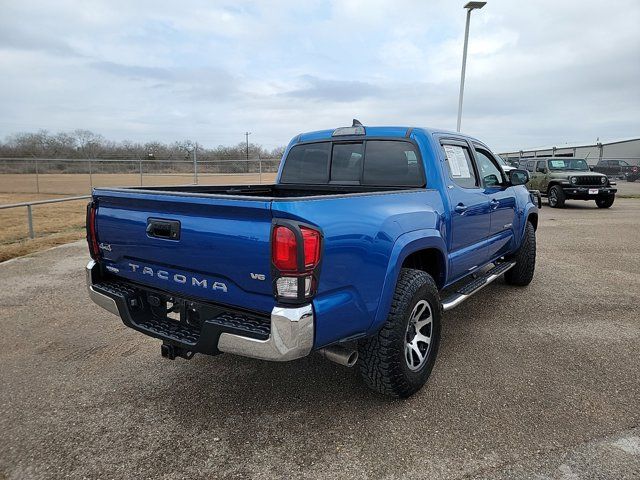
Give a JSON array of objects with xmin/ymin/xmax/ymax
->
[{"xmin": 1, "ymin": 199, "xmax": 639, "ymax": 479}]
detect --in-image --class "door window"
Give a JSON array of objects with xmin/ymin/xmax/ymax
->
[
  {"xmin": 536, "ymin": 161, "xmax": 547, "ymax": 173},
  {"xmin": 442, "ymin": 144, "xmax": 478, "ymax": 189},
  {"xmin": 474, "ymin": 148, "xmax": 505, "ymax": 188}
]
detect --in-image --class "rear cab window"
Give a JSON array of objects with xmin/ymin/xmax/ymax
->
[
  {"xmin": 279, "ymin": 142, "xmax": 331, "ymax": 184},
  {"xmin": 330, "ymin": 143, "xmax": 363, "ymax": 182},
  {"xmin": 280, "ymin": 140, "xmax": 425, "ymax": 187}
]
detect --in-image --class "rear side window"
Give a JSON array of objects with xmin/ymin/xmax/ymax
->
[
  {"xmin": 442, "ymin": 144, "xmax": 478, "ymax": 188},
  {"xmin": 280, "ymin": 142, "xmax": 330, "ymax": 184},
  {"xmin": 362, "ymin": 141, "xmax": 423, "ymax": 186},
  {"xmin": 280, "ymin": 140, "xmax": 424, "ymax": 186}
]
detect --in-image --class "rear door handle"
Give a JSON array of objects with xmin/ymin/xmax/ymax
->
[{"xmin": 454, "ymin": 203, "xmax": 468, "ymax": 214}]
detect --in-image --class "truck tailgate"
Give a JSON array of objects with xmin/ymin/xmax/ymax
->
[{"xmin": 93, "ymin": 189, "xmax": 275, "ymax": 313}]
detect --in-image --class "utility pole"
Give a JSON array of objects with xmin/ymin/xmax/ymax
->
[
  {"xmin": 457, "ymin": 2, "xmax": 486, "ymax": 132},
  {"xmin": 193, "ymin": 142, "xmax": 198, "ymax": 184},
  {"xmin": 244, "ymin": 132, "xmax": 251, "ymax": 161}
]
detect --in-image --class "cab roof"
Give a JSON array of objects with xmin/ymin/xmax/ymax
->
[{"xmin": 293, "ymin": 126, "xmax": 463, "ymax": 144}]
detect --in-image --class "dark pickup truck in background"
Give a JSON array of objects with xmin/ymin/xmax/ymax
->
[{"xmin": 593, "ymin": 159, "xmax": 640, "ymax": 182}]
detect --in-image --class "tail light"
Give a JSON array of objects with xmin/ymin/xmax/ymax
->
[
  {"xmin": 272, "ymin": 226, "xmax": 298, "ymax": 272},
  {"xmin": 271, "ymin": 223, "xmax": 322, "ymax": 303},
  {"xmin": 301, "ymin": 227, "xmax": 321, "ymax": 269},
  {"xmin": 86, "ymin": 202, "xmax": 100, "ymax": 260}
]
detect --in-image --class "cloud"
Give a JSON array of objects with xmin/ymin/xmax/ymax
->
[
  {"xmin": 283, "ymin": 76, "xmax": 383, "ymax": 102},
  {"xmin": 0, "ymin": 22, "xmax": 83, "ymax": 58},
  {"xmin": 91, "ymin": 61, "xmax": 174, "ymax": 80},
  {"xmin": 0, "ymin": 0, "xmax": 638, "ymax": 151}
]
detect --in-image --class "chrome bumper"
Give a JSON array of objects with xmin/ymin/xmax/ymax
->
[
  {"xmin": 86, "ymin": 260, "xmax": 120, "ymax": 316},
  {"xmin": 86, "ymin": 260, "xmax": 314, "ymax": 362},
  {"xmin": 217, "ymin": 305, "xmax": 314, "ymax": 361}
]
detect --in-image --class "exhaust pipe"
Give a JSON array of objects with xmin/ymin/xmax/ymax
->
[{"xmin": 318, "ymin": 345, "xmax": 358, "ymax": 367}]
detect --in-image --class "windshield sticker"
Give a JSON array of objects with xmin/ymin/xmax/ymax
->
[
  {"xmin": 444, "ymin": 145, "xmax": 471, "ymax": 178},
  {"xmin": 549, "ymin": 160, "xmax": 565, "ymax": 168}
]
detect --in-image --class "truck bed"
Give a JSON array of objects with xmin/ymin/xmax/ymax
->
[
  {"xmin": 107, "ymin": 183, "xmax": 417, "ymax": 199},
  {"xmin": 90, "ymin": 182, "xmax": 428, "ymax": 318}
]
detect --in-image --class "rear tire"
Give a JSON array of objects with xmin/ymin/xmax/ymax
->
[
  {"xmin": 505, "ymin": 221, "xmax": 536, "ymax": 286},
  {"xmin": 596, "ymin": 196, "xmax": 615, "ymax": 208},
  {"xmin": 548, "ymin": 185, "xmax": 565, "ymax": 208},
  {"xmin": 358, "ymin": 269, "xmax": 441, "ymax": 398}
]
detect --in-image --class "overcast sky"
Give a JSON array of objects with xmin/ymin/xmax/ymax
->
[{"xmin": 1, "ymin": 0, "xmax": 639, "ymax": 151}]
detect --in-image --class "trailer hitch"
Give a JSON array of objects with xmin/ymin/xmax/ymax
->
[{"xmin": 160, "ymin": 342, "xmax": 195, "ymax": 360}]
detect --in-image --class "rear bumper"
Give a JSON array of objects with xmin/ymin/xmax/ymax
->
[
  {"xmin": 217, "ymin": 305, "xmax": 314, "ymax": 361},
  {"xmin": 87, "ymin": 262, "xmax": 120, "ymax": 316},
  {"xmin": 86, "ymin": 260, "xmax": 314, "ymax": 361}
]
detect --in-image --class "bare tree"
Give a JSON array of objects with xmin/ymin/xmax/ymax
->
[
  {"xmin": 73, "ymin": 129, "xmax": 105, "ymax": 158},
  {"xmin": 0, "ymin": 129, "xmax": 285, "ymax": 175}
]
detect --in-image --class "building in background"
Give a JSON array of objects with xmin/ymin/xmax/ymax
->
[{"xmin": 499, "ymin": 137, "xmax": 640, "ymax": 166}]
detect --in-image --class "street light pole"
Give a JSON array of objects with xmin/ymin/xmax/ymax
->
[{"xmin": 456, "ymin": 1, "xmax": 486, "ymax": 133}]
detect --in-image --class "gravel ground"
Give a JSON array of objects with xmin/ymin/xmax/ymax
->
[{"xmin": 1, "ymin": 199, "xmax": 639, "ymax": 479}]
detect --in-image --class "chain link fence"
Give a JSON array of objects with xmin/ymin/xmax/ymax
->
[{"xmin": 0, "ymin": 155, "xmax": 282, "ymax": 254}]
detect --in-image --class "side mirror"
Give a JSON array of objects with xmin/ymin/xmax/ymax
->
[
  {"xmin": 483, "ymin": 174, "xmax": 500, "ymax": 187},
  {"xmin": 509, "ymin": 169, "xmax": 529, "ymax": 186}
]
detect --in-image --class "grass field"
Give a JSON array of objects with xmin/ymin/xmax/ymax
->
[
  {"xmin": 0, "ymin": 173, "xmax": 277, "ymax": 262},
  {"xmin": 0, "ymin": 193, "xmax": 87, "ymax": 262},
  {"xmin": 0, "ymin": 172, "xmax": 278, "ymax": 195}
]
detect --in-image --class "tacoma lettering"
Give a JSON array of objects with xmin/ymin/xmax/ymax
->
[{"xmin": 127, "ymin": 263, "xmax": 227, "ymax": 292}]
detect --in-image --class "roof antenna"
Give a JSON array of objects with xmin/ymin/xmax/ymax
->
[{"xmin": 352, "ymin": 119, "xmax": 363, "ymax": 127}]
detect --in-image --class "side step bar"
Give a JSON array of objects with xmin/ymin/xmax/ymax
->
[{"xmin": 441, "ymin": 261, "xmax": 516, "ymax": 312}]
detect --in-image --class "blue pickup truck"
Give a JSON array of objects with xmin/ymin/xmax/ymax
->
[{"xmin": 86, "ymin": 122, "xmax": 538, "ymax": 397}]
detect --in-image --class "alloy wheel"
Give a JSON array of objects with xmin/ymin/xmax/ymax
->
[{"xmin": 404, "ymin": 300, "xmax": 433, "ymax": 371}]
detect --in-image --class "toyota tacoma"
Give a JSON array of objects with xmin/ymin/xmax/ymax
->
[{"xmin": 86, "ymin": 122, "xmax": 539, "ymax": 397}]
